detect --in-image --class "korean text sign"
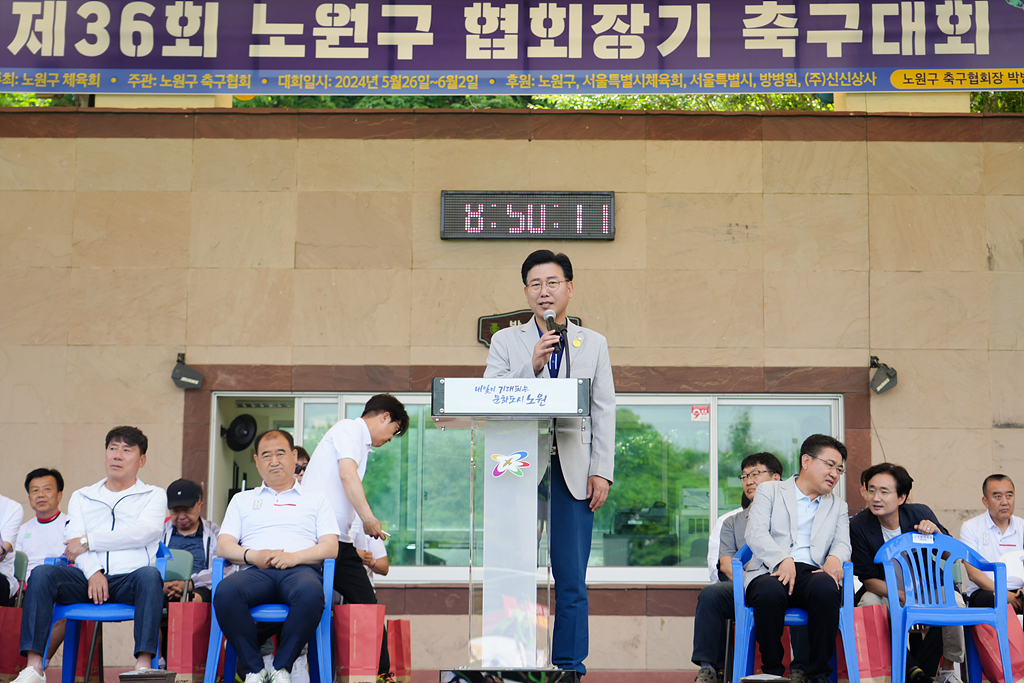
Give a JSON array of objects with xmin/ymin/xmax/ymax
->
[{"xmin": 2, "ymin": 0, "xmax": 1023, "ymax": 95}]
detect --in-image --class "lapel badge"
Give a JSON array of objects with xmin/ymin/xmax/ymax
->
[{"xmin": 573, "ymin": 337, "xmax": 582, "ymax": 348}]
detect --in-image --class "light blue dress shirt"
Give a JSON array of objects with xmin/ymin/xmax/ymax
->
[{"xmin": 791, "ymin": 485, "xmax": 820, "ymax": 566}]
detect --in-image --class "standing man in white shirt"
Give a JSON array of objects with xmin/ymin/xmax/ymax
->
[
  {"xmin": 214, "ymin": 429, "xmax": 340, "ymax": 683},
  {"xmin": 14, "ymin": 426, "xmax": 167, "ymax": 683},
  {"xmin": 303, "ymin": 393, "xmax": 408, "ymax": 683},
  {"xmin": 960, "ymin": 474, "xmax": 1024, "ymax": 611},
  {"xmin": 0, "ymin": 487, "xmax": 24, "ymax": 606}
]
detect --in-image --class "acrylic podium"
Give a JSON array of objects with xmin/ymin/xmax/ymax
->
[{"xmin": 431, "ymin": 377, "xmax": 590, "ymax": 683}]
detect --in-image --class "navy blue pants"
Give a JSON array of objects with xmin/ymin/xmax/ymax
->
[
  {"xmin": 20, "ymin": 564, "xmax": 163, "ymax": 658},
  {"xmin": 549, "ymin": 452, "xmax": 594, "ymax": 675},
  {"xmin": 746, "ymin": 564, "xmax": 841, "ymax": 677},
  {"xmin": 214, "ymin": 566, "xmax": 324, "ymax": 675}
]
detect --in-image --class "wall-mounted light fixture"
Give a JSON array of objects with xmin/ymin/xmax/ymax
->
[
  {"xmin": 869, "ymin": 356, "xmax": 897, "ymax": 395},
  {"xmin": 171, "ymin": 352, "xmax": 204, "ymax": 389}
]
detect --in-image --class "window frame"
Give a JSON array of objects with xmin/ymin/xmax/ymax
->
[{"xmin": 208, "ymin": 390, "xmax": 844, "ymax": 585}]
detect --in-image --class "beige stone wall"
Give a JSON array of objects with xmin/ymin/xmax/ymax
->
[{"xmin": 1, "ymin": 111, "xmax": 1023, "ymax": 670}]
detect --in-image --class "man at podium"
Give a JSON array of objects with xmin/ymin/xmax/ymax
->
[{"xmin": 485, "ymin": 249, "xmax": 616, "ymax": 676}]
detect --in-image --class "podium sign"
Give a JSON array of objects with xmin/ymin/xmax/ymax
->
[
  {"xmin": 431, "ymin": 378, "xmax": 590, "ymax": 671},
  {"xmin": 432, "ymin": 377, "xmax": 590, "ymax": 417}
]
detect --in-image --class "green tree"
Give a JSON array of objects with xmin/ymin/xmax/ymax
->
[
  {"xmin": 232, "ymin": 94, "xmax": 531, "ymax": 109},
  {"xmin": 532, "ymin": 92, "xmax": 834, "ymax": 111},
  {"xmin": 972, "ymin": 91, "xmax": 1024, "ymax": 112}
]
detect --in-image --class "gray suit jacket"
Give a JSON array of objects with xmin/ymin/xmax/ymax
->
[
  {"xmin": 484, "ymin": 318, "xmax": 616, "ymax": 500},
  {"xmin": 743, "ymin": 476, "xmax": 851, "ymax": 587}
]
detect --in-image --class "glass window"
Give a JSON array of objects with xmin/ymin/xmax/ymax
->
[{"xmin": 211, "ymin": 391, "xmax": 842, "ymax": 584}]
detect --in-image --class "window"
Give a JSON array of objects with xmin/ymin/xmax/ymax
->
[{"xmin": 209, "ymin": 391, "xmax": 843, "ymax": 584}]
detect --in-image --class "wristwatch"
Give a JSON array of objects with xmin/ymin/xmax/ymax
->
[{"xmin": 81, "ymin": 536, "xmax": 89, "ymax": 550}]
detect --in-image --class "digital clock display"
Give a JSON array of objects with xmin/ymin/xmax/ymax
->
[{"xmin": 440, "ymin": 191, "xmax": 615, "ymax": 240}]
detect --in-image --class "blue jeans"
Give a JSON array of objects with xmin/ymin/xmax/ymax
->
[
  {"xmin": 213, "ymin": 566, "xmax": 325, "ymax": 675},
  {"xmin": 20, "ymin": 564, "xmax": 163, "ymax": 658},
  {"xmin": 549, "ymin": 452, "xmax": 594, "ymax": 675}
]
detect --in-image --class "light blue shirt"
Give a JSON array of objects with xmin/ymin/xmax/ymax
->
[{"xmin": 792, "ymin": 484, "xmax": 820, "ymax": 566}]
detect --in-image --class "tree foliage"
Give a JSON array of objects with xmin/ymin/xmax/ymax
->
[
  {"xmin": 4, "ymin": 90, "xmax": 1024, "ymax": 112},
  {"xmin": 532, "ymin": 92, "xmax": 834, "ymax": 111}
]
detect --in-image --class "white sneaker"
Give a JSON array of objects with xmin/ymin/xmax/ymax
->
[
  {"xmin": 12, "ymin": 668, "xmax": 45, "ymax": 683},
  {"xmin": 937, "ymin": 670, "xmax": 963, "ymax": 683},
  {"xmin": 243, "ymin": 670, "xmax": 267, "ymax": 683},
  {"xmin": 268, "ymin": 667, "xmax": 292, "ymax": 683},
  {"xmin": 290, "ymin": 654, "xmax": 309, "ymax": 683}
]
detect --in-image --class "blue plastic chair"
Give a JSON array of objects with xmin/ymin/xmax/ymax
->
[
  {"xmin": 731, "ymin": 544, "xmax": 860, "ymax": 683},
  {"xmin": 203, "ymin": 558, "xmax": 335, "ymax": 683},
  {"xmin": 874, "ymin": 532, "xmax": 1013, "ymax": 683},
  {"xmin": 42, "ymin": 544, "xmax": 170, "ymax": 683}
]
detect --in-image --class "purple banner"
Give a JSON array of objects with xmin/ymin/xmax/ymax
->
[{"xmin": 2, "ymin": 0, "xmax": 1023, "ymax": 95}]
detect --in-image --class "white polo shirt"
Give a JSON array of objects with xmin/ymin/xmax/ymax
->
[
  {"xmin": 220, "ymin": 481, "xmax": 340, "ymax": 557},
  {"xmin": 0, "ymin": 495, "xmax": 24, "ymax": 597},
  {"xmin": 349, "ymin": 519, "xmax": 387, "ymax": 587},
  {"xmin": 17, "ymin": 511, "xmax": 67, "ymax": 581},
  {"xmin": 960, "ymin": 511, "xmax": 1024, "ymax": 594},
  {"xmin": 303, "ymin": 418, "xmax": 372, "ymax": 544}
]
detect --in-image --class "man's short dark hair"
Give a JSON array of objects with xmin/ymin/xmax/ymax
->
[
  {"xmin": 24, "ymin": 468, "xmax": 64, "ymax": 494},
  {"xmin": 253, "ymin": 429, "xmax": 294, "ymax": 453},
  {"xmin": 362, "ymin": 393, "xmax": 409, "ymax": 437},
  {"xmin": 295, "ymin": 446, "xmax": 310, "ymax": 463},
  {"xmin": 741, "ymin": 452, "xmax": 784, "ymax": 477},
  {"xmin": 983, "ymin": 474, "xmax": 1014, "ymax": 497},
  {"xmin": 800, "ymin": 433, "xmax": 847, "ymax": 462},
  {"xmin": 105, "ymin": 426, "xmax": 148, "ymax": 455},
  {"xmin": 861, "ymin": 462, "xmax": 914, "ymax": 498},
  {"xmin": 521, "ymin": 250, "xmax": 574, "ymax": 285}
]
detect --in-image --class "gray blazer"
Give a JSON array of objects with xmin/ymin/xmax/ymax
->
[
  {"xmin": 743, "ymin": 476, "xmax": 851, "ymax": 587},
  {"xmin": 484, "ymin": 318, "xmax": 615, "ymax": 500}
]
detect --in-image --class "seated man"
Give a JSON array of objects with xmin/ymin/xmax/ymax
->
[
  {"xmin": 851, "ymin": 463, "xmax": 961, "ymax": 683},
  {"xmin": 693, "ymin": 452, "xmax": 783, "ymax": 683},
  {"xmin": 162, "ymin": 478, "xmax": 224, "ymax": 603},
  {"xmin": 17, "ymin": 468, "xmax": 67, "ymax": 659},
  {"xmin": 15, "ymin": 426, "xmax": 167, "ymax": 683},
  {"xmin": 214, "ymin": 430, "xmax": 340, "ymax": 683},
  {"xmin": 0, "ymin": 486, "xmax": 25, "ymax": 606},
  {"xmin": 294, "ymin": 447, "xmax": 309, "ymax": 484},
  {"xmin": 960, "ymin": 474, "xmax": 1024, "ymax": 612},
  {"xmin": 744, "ymin": 434, "xmax": 850, "ymax": 683}
]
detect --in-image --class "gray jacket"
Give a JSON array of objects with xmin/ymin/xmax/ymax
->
[{"xmin": 743, "ymin": 476, "xmax": 851, "ymax": 588}]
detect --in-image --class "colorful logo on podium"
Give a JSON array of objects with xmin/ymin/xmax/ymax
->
[{"xmin": 491, "ymin": 451, "xmax": 531, "ymax": 478}]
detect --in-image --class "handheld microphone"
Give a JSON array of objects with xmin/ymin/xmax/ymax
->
[{"xmin": 543, "ymin": 309, "xmax": 562, "ymax": 353}]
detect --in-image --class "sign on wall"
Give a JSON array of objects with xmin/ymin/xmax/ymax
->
[{"xmin": 2, "ymin": 0, "xmax": 1022, "ymax": 96}]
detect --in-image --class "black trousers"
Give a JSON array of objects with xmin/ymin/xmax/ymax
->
[
  {"xmin": 969, "ymin": 589, "xmax": 1024, "ymax": 613},
  {"xmin": 333, "ymin": 541, "xmax": 389, "ymax": 675},
  {"xmin": 746, "ymin": 563, "xmax": 841, "ymax": 677}
]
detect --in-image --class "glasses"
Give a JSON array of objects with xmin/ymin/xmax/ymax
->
[
  {"xmin": 811, "ymin": 455, "xmax": 846, "ymax": 475},
  {"xmin": 739, "ymin": 469, "xmax": 770, "ymax": 481},
  {"xmin": 527, "ymin": 279, "xmax": 568, "ymax": 294},
  {"xmin": 295, "ymin": 464, "xmax": 307, "ymax": 474},
  {"xmin": 866, "ymin": 487, "xmax": 895, "ymax": 498}
]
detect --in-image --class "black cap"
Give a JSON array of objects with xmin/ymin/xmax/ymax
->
[{"xmin": 166, "ymin": 479, "xmax": 202, "ymax": 508}]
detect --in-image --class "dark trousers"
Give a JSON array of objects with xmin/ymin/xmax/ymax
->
[
  {"xmin": 549, "ymin": 452, "xmax": 594, "ymax": 675},
  {"xmin": 969, "ymin": 589, "xmax": 1024, "ymax": 613},
  {"xmin": 692, "ymin": 581, "xmax": 734, "ymax": 669},
  {"xmin": 20, "ymin": 564, "xmax": 163, "ymax": 658},
  {"xmin": 333, "ymin": 541, "xmax": 390, "ymax": 675},
  {"xmin": 213, "ymin": 566, "xmax": 324, "ymax": 675},
  {"xmin": 0, "ymin": 575, "xmax": 14, "ymax": 607},
  {"xmin": 746, "ymin": 564, "xmax": 841, "ymax": 677},
  {"xmin": 692, "ymin": 582, "xmax": 811, "ymax": 672}
]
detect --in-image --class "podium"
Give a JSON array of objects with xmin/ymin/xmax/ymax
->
[{"xmin": 432, "ymin": 377, "xmax": 590, "ymax": 683}]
